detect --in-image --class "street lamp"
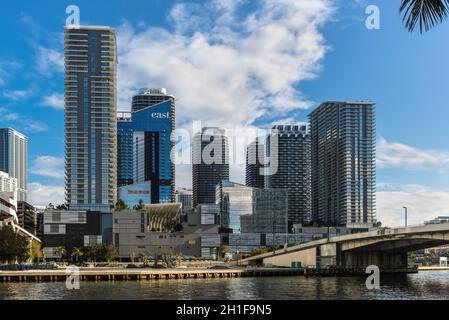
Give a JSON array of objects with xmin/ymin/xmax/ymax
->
[{"xmin": 403, "ymin": 207, "xmax": 408, "ymax": 228}]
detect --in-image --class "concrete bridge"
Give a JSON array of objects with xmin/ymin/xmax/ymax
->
[{"xmin": 239, "ymin": 224, "xmax": 449, "ymax": 271}]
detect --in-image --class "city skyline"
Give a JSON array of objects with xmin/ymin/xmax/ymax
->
[{"xmin": 0, "ymin": 1, "xmax": 449, "ymax": 227}]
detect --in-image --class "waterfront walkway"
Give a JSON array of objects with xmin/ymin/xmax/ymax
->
[{"xmin": 0, "ymin": 267, "xmax": 304, "ymax": 282}]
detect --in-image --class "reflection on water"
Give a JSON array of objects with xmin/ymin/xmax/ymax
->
[{"xmin": 1, "ymin": 271, "xmax": 449, "ymax": 300}]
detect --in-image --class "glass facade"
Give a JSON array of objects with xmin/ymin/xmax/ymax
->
[
  {"xmin": 0, "ymin": 128, "xmax": 27, "ymax": 202},
  {"xmin": 266, "ymin": 125, "xmax": 311, "ymax": 229},
  {"xmin": 252, "ymin": 188, "xmax": 288, "ymax": 234},
  {"xmin": 309, "ymin": 102, "xmax": 376, "ymax": 226},
  {"xmin": 192, "ymin": 128, "xmax": 229, "ymax": 207},
  {"xmin": 216, "ymin": 181, "xmax": 253, "ymax": 234},
  {"xmin": 216, "ymin": 181, "xmax": 288, "ymax": 235},
  {"xmin": 246, "ymin": 138, "xmax": 265, "ymax": 189},
  {"xmin": 65, "ymin": 26, "xmax": 118, "ymax": 211},
  {"xmin": 117, "ymin": 95, "xmax": 175, "ymax": 204}
]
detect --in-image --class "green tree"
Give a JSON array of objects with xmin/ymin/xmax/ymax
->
[
  {"xmin": 71, "ymin": 247, "xmax": 84, "ymax": 264},
  {"xmin": 139, "ymin": 252, "xmax": 150, "ymax": 266},
  {"xmin": 87, "ymin": 244, "xmax": 118, "ymax": 264},
  {"xmin": 0, "ymin": 226, "xmax": 30, "ymax": 263},
  {"xmin": 249, "ymin": 247, "xmax": 271, "ymax": 257},
  {"xmin": 400, "ymin": 0, "xmax": 449, "ymax": 33},
  {"xmin": 115, "ymin": 199, "xmax": 128, "ymax": 211},
  {"xmin": 55, "ymin": 246, "xmax": 67, "ymax": 262},
  {"xmin": 173, "ymin": 223, "xmax": 183, "ymax": 232},
  {"xmin": 31, "ymin": 241, "xmax": 44, "ymax": 264},
  {"xmin": 216, "ymin": 245, "xmax": 231, "ymax": 260},
  {"xmin": 133, "ymin": 199, "xmax": 146, "ymax": 211}
]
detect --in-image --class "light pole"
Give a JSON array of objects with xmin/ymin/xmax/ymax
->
[{"xmin": 403, "ymin": 207, "xmax": 408, "ymax": 228}]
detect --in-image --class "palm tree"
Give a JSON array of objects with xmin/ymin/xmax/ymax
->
[
  {"xmin": 133, "ymin": 199, "xmax": 146, "ymax": 211},
  {"xmin": 55, "ymin": 246, "xmax": 67, "ymax": 263},
  {"xmin": 71, "ymin": 247, "xmax": 84, "ymax": 264},
  {"xmin": 400, "ymin": 0, "xmax": 449, "ymax": 33}
]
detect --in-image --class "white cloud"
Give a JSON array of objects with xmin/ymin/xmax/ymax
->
[
  {"xmin": 41, "ymin": 93, "xmax": 64, "ymax": 110},
  {"xmin": 30, "ymin": 156, "xmax": 64, "ymax": 179},
  {"xmin": 0, "ymin": 61, "xmax": 21, "ymax": 87},
  {"xmin": 0, "ymin": 107, "xmax": 48, "ymax": 133},
  {"xmin": 117, "ymin": 0, "xmax": 333, "ymax": 188},
  {"xmin": 36, "ymin": 45, "xmax": 64, "ymax": 76},
  {"xmin": 377, "ymin": 183, "xmax": 449, "ymax": 228},
  {"xmin": 117, "ymin": 0, "xmax": 333, "ymax": 128},
  {"xmin": 0, "ymin": 68, "xmax": 6, "ymax": 86},
  {"xmin": 28, "ymin": 182, "xmax": 65, "ymax": 207},
  {"xmin": 2, "ymin": 88, "xmax": 34, "ymax": 101},
  {"xmin": 377, "ymin": 138, "xmax": 449, "ymax": 170}
]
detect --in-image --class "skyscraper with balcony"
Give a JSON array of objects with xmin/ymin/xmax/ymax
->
[
  {"xmin": 0, "ymin": 128, "xmax": 27, "ymax": 202},
  {"xmin": 192, "ymin": 127, "xmax": 229, "ymax": 208},
  {"xmin": 266, "ymin": 125, "xmax": 311, "ymax": 230},
  {"xmin": 65, "ymin": 26, "xmax": 118, "ymax": 211},
  {"xmin": 246, "ymin": 138, "xmax": 265, "ymax": 189},
  {"xmin": 132, "ymin": 88, "xmax": 174, "ymax": 113},
  {"xmin": 117, "ymin": 88, "xmax": 176, "ymax": 204},
  {"xmin": 309, "ymin": 101, "xmax": 376, "ymax": 227}
]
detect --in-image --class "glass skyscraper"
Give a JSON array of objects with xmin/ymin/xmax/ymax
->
[
  {"xmin": 0, "ymin": 128, "xmax": 27, "ymax": 202},
  {"xmin": 192, "ymin": 127, "xmax": 229, "ymax": 208},
  {"xmin": 117, "ymin": 88, "xmax": 176, "ymax": 204},
  {"xmin": 266, "ymin": 125, "xmax": 311, "ymax": 230},
  {"xmin": 246, "ymin": 138, "xmax": 265, "ymax": 189},
  {"xmin": 65, "ymin": 26, "xmax": 118, "ymax": 211},
  {"xmin": 309, "ymin": 101, "xmax": 376, "ymax": 227}
]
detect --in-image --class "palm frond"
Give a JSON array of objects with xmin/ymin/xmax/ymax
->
[{"xmin": 400, "ymin": 0, "xmax": 449, "ymax": 33}]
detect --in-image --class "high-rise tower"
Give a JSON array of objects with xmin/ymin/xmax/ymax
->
[
  {"xmin": 266, "ymin": 125, "xmax": 311, "ymax": 230},
  {"xmin": 117, "ymin": 88, "xmax": 176, "ymax": 204},
  {"xmin": 65, "ymin": 26, "xmax": 118, "ymax": 211},
  {"xmin": 309, "ymin": 101, "xmax": 376, "ymax": 227},
  {"xmin": 0, "ymin": 128, "xmax": 27, "ymax": 202},
  {"xmin": 192, "ymin": 127, "xmax": 229, "ymax": 208},
  {"xmin": 246, "ymin": 138, "xmax": 265, "ymax": 189}
]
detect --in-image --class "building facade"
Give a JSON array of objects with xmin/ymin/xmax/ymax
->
[
  {"xmin": 192, "ymin": 127, "xmax": 229, "ymax": 207},
  {"xmin": 132, "ymin": 88, "xmax": 174, "ymax": 113},
  {"xmin": 0, "ymin": 192, "xmax": 18, "ymax": 226},
  {"xmin": 176, "ymin": 188, "xmax": 193, "ymax": 218},
  {"xmin": 117, "ymin": 88, "xmax": 176, "ymax": 204},
  {"xmin": 42, "ymin": 210, "xmax": 112, "ymax": 259},
  {"xmin": 216, "ymin": 181, "xmax": 253, "ymax": 234},
  {"xmin": 216, "ymin": 181, "xmax": 288, "ymax": 235},
  {"xmin": 309, "ymin": 101, "xmax": 376, "ymax": 227},
  {"xmin": 113, "ymin": 207, "xmax": 220, "ymax": 259},
  {"xmin": 246, "ymin": 138, "xmax": 265, "ymax": 189},
  {"xmin": 0, "ymin": 171, "xmax": 18, "ymax": 199},
  {"xmin": 0, "ymin": 128, "xmax": 27, "ymax": 201},
  {"xmin": 65, "ymin": 25, "xmax": 118, "ymax": 211},
  {"xmin": 265, "ymin": 125, "xmax": 311, "ymax": 229},
  {"xmin": 252, "ymin": 188, "xmax": 288, "ymax": 234},
  {"xmin": 17, "ymin": 201, "xmax": 38, "ymax": 236}
]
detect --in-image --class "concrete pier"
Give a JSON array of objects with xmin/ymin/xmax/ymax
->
[{"xmin": 0, "ymin": 268, "xmax": 303, "ymax": 283}]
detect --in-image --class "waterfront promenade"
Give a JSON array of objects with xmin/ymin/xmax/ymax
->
[{"xmin": 0, "ymin": 267, "xmax": 304, "ymax": 283}]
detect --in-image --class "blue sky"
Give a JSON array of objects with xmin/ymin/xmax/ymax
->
[{"xmin": 0, "ymin": 0, "xmax": 448, "ymax": 226}]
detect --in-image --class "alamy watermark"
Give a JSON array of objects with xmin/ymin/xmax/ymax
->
[
  {"xmin": 365, "ymin": 265, "xmax": 380, "ymax": 290},
  {"xmin": 66, "ymin": 266, "xmax": 80, "ymax": 290},
  {"xmin": 365, "ymin": 5, "xmax": 381, "ymax": 30},
  {"xmin": 66, "ymin": 5, "xmax": 80, "ymax": 28},
  {"xmin": 171, "ymin": 121, "xmax": 280, "ymax": 176}
]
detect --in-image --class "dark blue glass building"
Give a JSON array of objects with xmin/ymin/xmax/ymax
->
[{"xmin": 117, "ymin": 89, "xmax": 175, "ymax": 204}]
